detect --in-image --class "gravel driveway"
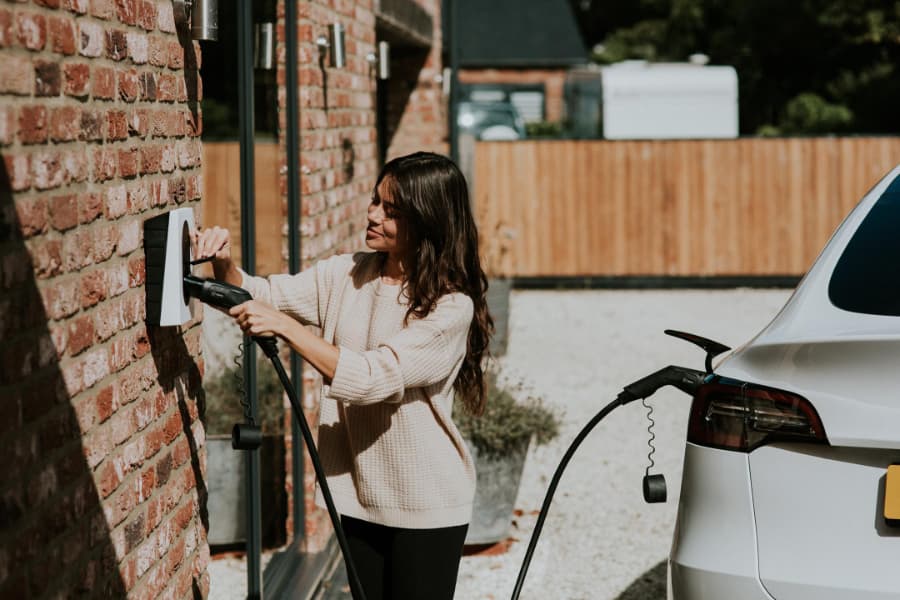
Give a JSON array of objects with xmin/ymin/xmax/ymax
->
[{"xmin": 209, "ymin": 287, "xmax": 793, "ymax": 600}]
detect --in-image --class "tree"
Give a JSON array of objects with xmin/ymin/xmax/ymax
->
[{"xmin": 570, "ymin": 0, "xmax": 900, "ymax": 135}]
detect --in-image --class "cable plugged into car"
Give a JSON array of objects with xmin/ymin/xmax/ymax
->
[{"xmin": 510, "ymin": 329, "xmax": 731, "ymax": 600}]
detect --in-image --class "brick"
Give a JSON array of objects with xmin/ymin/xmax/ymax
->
[
  {"xmin": 176, "ymin": 140, "xmax": 199, "ymax": 168},
  {"xmin": 18, "ymin": 106, "xmax": 48, "ymax": 144},
  {"xmin": 40, "ymin": 277, "xmax": 80, "ymax": 319},
  {"xmin": 48, "ymin": 194, "xmax": 78, "ymax": 231},
  {"xmin": 127, "ymin": 255, "xmax": 144, "ymax": 286},
  {"xmin": 137, "ymin": 0, "xmax": 156, "ymax": 30},
  {"xmin": 32, "ymin": 151, "xmax": 65, "ymax": 190},
  {"xmin": 107, "ymin": 109, "xmax": 127, "ymax": 140},
  {"xmin": 0, "ymin": 55, "xmax": 34, "ymax": 95},
  {"xmin": 92, "ymin": 66, "xmax": 116, "ymax": 99},
  {"xmin": 48, "ymin": 15, "xmax": 76, "ymax": 55},
  {"xmin": 157, "ymin": 1, "xmax": 175, "ymax": 33},
  {"xmin": 16, "ymin": 12, "xmax": 47, "ymax": 51},
  {"xmin": 90, "ymin": 0, "xmax": 116, "ymax": 20},
  {"xmin": 34, "ymin": 60, "xmax": 61, "ymax": 96},
  {"xmin": 0, "ymin": 9, "xmax": 12, "ymax": 48},
  {"xmin": 0, "ymin": 105, "xmax": 13, "ymax": 146},
  {"xmin": 49, "ymin": 106, "xmax": 81, "ymax": 142},
  {"xmin": 116, "ymin": 0, "xmax": 136, "ymax": 25},
  {"xmin": 27, "ymin": 237, "xmax": 63, "ymax": 278},
  {"xmin": 92, "ymin": 222, "xmax": 118, "ymax": 261},
  {"xmin": 79, "ymin": 192, "xmax": 102, "ymax": 223},
  {"xmin": 64, "ymin": 0, "xmax": 89, "ymax": 14},
  {"xmin": 93, "ymin": 297, "xmax": 123, "ymax": 341},
  {"xmin": 62, "ymin": 149, "xmax": 89, "ymax": 184},
  {"xmin": 117, "ymin": 146, "xmax": 139, "ymax": 178},
  {"xmin": 166, "ymin": 39, "xmax": 183, "ymax": 69},
  {"xmin": 63, "ymin": 62, "xmax": 90, "ymax": 97},
  {"xmin": 92, "ymin": 147, "xmax": 116, "ymax": 181},
  {"xmin": 156, "ymin": 73, "xmax": 177, "ymax": 102},
  {"xmin": 116, "ymin": 219, "xmax": 140, "ymax": 254},
  {"xmin": 82, "ymin": 347, "xmax": 109, "ymax": 389},
  {"xmin": 79, "ymin": 109, "xmax": 104, "ymax": 140},
  {"xmin": 80, "ymin": 269, "xmax": 107, "ymax": 308},
  {"xmin": 118, "ymin": 68, "xmax": 139, "ymax": 102},
  {"xmin": 67, "ymin": 314, "xmax": 94, "ymax": 355},
  {"xmin": 148, "ymin": 34, "xmax": 166, "ymax": 66},
  {"xmin": 35, "ymin": 0, "xmax": 62, "ymax": 8},
  {"xmin": 104, "ymin": 184, "xmax": 127, "ymax": 218},
  {"xmin": 106, "ymin": 29, "xmax": 127, "ymax": 61},
  {"xmin": 140, "ymin": 145, "xmax": 161, "ymax": 174},
  {"xmin": 126, "ymin": 181, "xmax": 149, "ymax": 212},
  {"xmin": 128, "ymin": 107, "xmax": 149, "ymax": 137},
  {"xmin": 126, "ymin": 31, "xmax": 147, "ymax": 64},
  {"xmin": 15, "ymin": 196, "xmax": 47, "ymax": 237},
  {"xmin": 79, "ymin": 20, "xmax": 103, "ymax": 57},
  {"xmin": 139, "ymin": 71, "xmax": 156, "ymax": 100},
  {"xmin": 61, "ymin": 228, "xmax": 92, "ymax": 272},
  {"xmin": 160, "ymin": 144, "xmax": 176, "ymax": 172}
]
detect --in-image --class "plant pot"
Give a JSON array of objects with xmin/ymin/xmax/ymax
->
[
  {"xmin": 486, "ymin": 277, "xmax": 512, "ymax": 357},
  {"xmin": 206, "ymin": 435, "xmax": 287, "ymax": 548},
  {"xmin": 465, "ymin": 437, "xmax": 530, "ymax": 545}
]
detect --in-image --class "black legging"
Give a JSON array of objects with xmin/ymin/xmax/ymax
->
[{"xmin": 340, "ymin": 515, "xmax": 469, "ymax": 600}]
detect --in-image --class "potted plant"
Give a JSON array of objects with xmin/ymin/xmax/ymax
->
[
  {"xmin": 203, "ymin": 358, "xmax": 287, "ymax": 548},
  {"xmin": 453, "ymin": 370, "xmax": 561, "ymax": 545}
]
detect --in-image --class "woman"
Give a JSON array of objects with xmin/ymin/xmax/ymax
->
[{"xmin": 195, "ymin": 151, "xmax": 493, "ymax": 600}]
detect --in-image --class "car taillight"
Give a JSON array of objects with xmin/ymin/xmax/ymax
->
[{"xmin": 687, "ymin": 379, "xmax": 829, "ymax": 452}]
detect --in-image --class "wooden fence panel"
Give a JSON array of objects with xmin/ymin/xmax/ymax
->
[
  {"xmin": 200, "ymin": 142, "xmax": 283, "ymax": 276},
  {"xmin": 473, "ymin": 138, "xmax": 900, "ymax": 277}
]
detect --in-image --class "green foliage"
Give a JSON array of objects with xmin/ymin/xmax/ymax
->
[
  {"xmin": 525, "ymin": 121, "xmax": 565, "ymax": 138},
  {"xmin": 453, "ymin": 371, "xmax": 562, "ymax": 459},
  {"xmin": 204, "ymin": 359, "xmax": 285, "ymax": 436},
  {"xmin": 781, "ymin": 93, "xmax": 853, "ymax": 134}
]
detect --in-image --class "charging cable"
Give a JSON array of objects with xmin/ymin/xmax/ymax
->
[{"xmin": 509, "ymin": 366, "xmax": 705, "ymax": 600}]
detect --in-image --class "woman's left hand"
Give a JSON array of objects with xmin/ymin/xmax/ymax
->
[{"xmin": 229, "ymin": 300, "xmax": 287, "ymax": 338}]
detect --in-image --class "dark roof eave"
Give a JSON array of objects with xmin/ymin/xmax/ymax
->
[{"xmin": 376, "ymin": 0, "xmax": 433, "ymax": 48}]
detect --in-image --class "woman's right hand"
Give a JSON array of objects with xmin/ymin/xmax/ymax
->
[{"xmin": 193, "ymin": 225, "xmax": 239, "ymax": 283}]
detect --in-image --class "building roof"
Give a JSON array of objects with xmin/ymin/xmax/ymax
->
[{"xmin": 446, "ymin": 0, "xmax": 588, "ymax": 68}]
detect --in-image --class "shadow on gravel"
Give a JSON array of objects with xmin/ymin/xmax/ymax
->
[{"xmin": 614, "ymin": 559, "xmax": 667, "ymax": 600}]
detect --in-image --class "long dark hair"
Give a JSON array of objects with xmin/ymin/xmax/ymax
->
[{"xmin": 376, "ymin": 152, "xmax": 493, "ymax": 415}]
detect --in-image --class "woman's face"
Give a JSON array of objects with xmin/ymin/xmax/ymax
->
[{"xmin": 366, "ymin": 177, "xmax": 407, "ymax": 255}]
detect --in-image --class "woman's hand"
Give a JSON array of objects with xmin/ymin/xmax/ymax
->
[
  {"xmin": 193, "ymin": 225, "xmax": 240, "ymax": 285},
  {"xmin": 229, "ymin": 299, "xmax": 288, "ymax": 338}
]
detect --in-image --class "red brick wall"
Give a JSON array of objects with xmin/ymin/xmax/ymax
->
[
  {"xmin": 459, "ymin": 67, "xmax": 568, "ymax": 122},
  {"xmin": 0, "ymin": 1, "xmax": 208, "ymax": 597},
  {"xmin": 274, "ymin": 0, "xmax": 446, "ymax": 553}
]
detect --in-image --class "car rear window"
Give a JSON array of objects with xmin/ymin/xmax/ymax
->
[{"xmin": 828, "ymin": 172, "xmax": 900, "ymax": 316}]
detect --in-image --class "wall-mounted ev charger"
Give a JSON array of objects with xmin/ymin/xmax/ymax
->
[{"xmin": 144, "ymin": 207, "xmax": 196, "ymax": 326}]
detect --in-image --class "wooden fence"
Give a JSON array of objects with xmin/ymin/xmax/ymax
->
[
  {"xmin": 201, "ymin": 141, "xmax": 283, "ymax": 276},
  {"xmin": 473, "ymin": 137, "xmax": 900, "ymax": 278}
]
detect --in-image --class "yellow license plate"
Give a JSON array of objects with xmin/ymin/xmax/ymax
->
[{"xmin": 886, "ymin": 465, "xmax": 900, "ymax": 523}]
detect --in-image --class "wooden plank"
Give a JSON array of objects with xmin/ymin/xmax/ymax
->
[{"xmin": 201, "ymin": 142, "xmax": 284, "ymax": 277}]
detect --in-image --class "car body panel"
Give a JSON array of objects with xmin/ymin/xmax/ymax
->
[
  {"xmin": 669, "ymin": 444, "xmax": 773, "ymax": 600},
  {"xmin": 717, "ymin": 166, "xmax": 900, "ymax": 449},
  {"xmin": 750, "ymin": 444, "xmax": 900, "ymax": 599}
]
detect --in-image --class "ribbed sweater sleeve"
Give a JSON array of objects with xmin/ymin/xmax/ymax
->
[
  {"xmin": 237, "ymin": 255, "xmax": 348, "ymax": 327},
  {"xmin": 328, "ymin": 294, "xmax": 473, "ymax": 405}
]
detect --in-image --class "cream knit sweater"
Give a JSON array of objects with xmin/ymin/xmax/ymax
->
[{"xmin": 238, "ymin": 252, "xmax": 477, "ymax": 529}]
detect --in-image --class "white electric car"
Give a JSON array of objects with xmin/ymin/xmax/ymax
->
[{"xmin": 669, "ymin": 165, "xmax": 900, "ymax": 599}]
